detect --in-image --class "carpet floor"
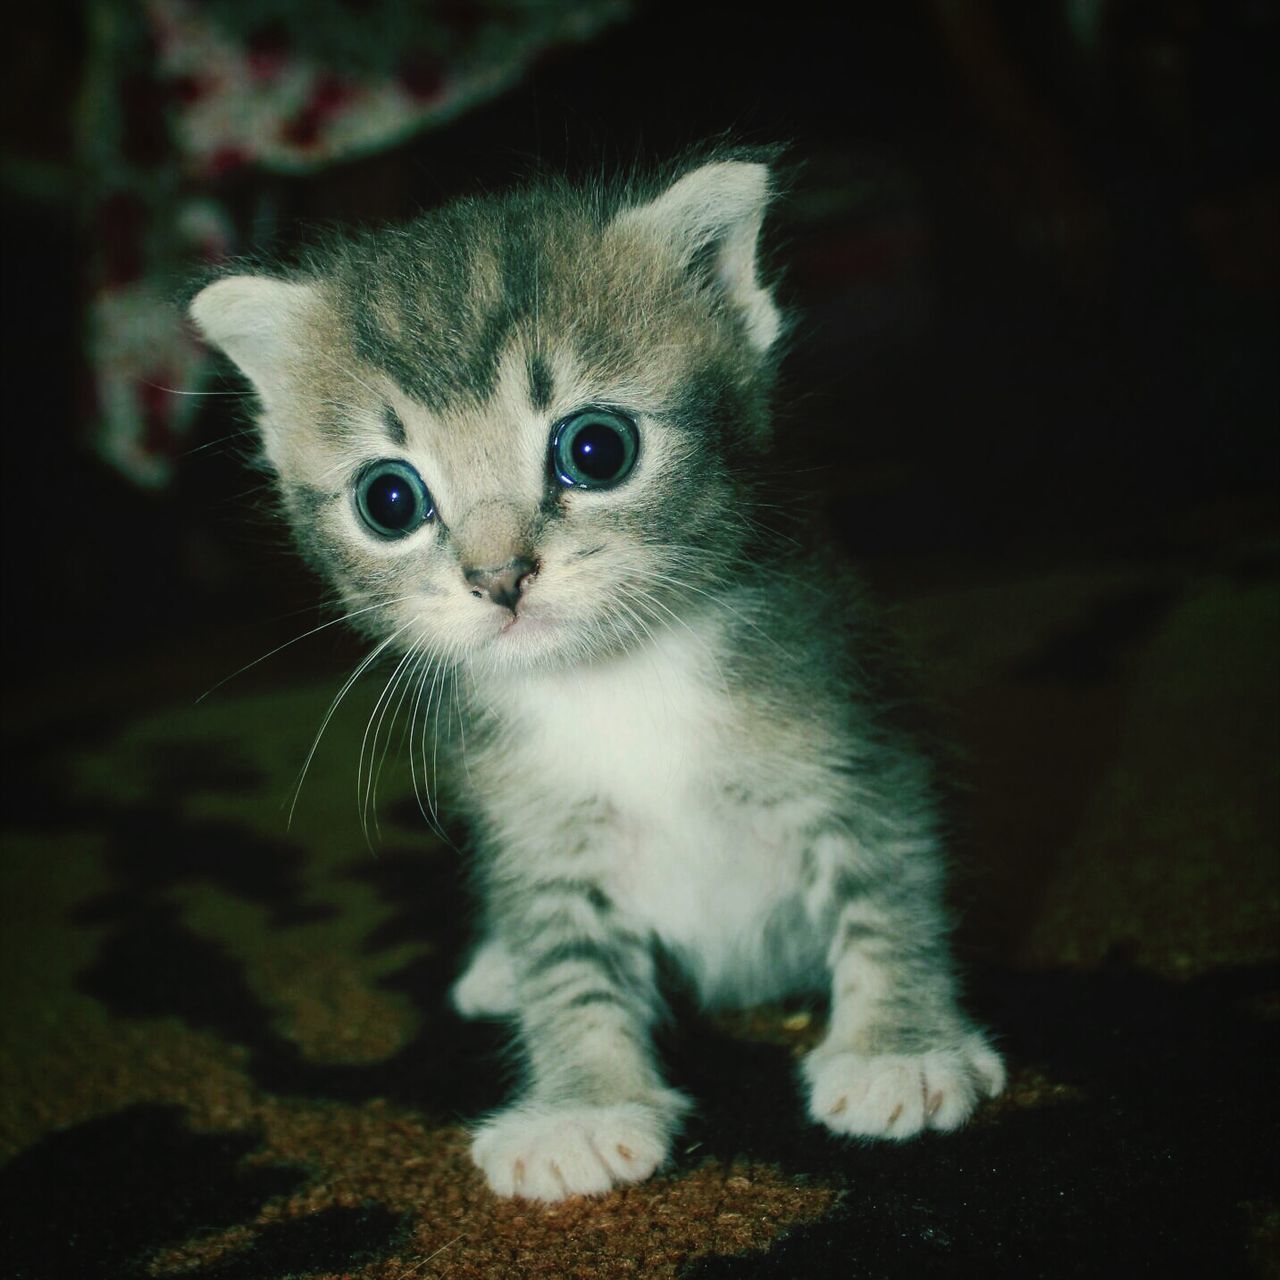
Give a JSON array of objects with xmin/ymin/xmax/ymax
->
[{"xmin": 3, "ymin": 521, "xmax": 1277, "ymax": 1279}]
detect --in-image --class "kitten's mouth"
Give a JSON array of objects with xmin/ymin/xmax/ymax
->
[{"xmin": 498, "ymin": 610, "xmax": 548, "ymax": 637}]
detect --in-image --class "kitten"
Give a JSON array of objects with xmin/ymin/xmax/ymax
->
[{"xmin": 190, "ymin": 153, "xmax": 1005, "ymax": 1202}]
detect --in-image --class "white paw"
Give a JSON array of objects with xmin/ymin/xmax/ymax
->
[
  {"xmin": 451, "ymin": 939, "xmax": 517, "ymax": 1019},
  {"xmin": 471, "ymin": 1100, "xmax": 678, "ymax": 1201},
  {"xmin": 804, "ymin": 1036, "xmax": 1005, "ymax": 1140}
]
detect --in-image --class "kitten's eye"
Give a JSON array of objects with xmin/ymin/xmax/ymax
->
[
  {"xmin": 354, "ymin": 460, "xmax": 434, "ymax": 538},
  {"xmin": 550, "ymin": 409, "xmax": 639, "ymax": 489}
]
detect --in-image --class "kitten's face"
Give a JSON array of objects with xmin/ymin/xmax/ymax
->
[
  {"xmin": 276, "ymin": 326, "xmax": 753, "ymax": 675},
  {"xmin": 192, "ymin": 160, "xmax": 782, "ymax": 675}
]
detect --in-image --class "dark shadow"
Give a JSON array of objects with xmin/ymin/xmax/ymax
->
[
  {"xmin": 1, "ymin": 1105, "xmax": 305, "ymax": 1280},
  {"xmin": 1008, "ymin": 587, "xmax": 1183, "ymax": 684},
  {"xmin": 676, "ymin": 960, "xmax": 1279, "ymax": 1278},
  {"xmin": 152, "ymin": 1205, "xmax": 410, "ymax": 1280},
  {"xmin": 76, "ymin": 885, "xmax": 507, "ymax": 1120}
]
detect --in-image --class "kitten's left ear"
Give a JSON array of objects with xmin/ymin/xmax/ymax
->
[
  {"xmin": 618, "ymin": 160, "xmax": 781, "ymax": 352},
  {"xmin": 189, "ymin": 275, "xmax": 319, "ymax": 408}
]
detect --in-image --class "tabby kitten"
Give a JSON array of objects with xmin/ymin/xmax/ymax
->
[{"xmin": 190, "ymin": 154, "xmax": 1004, "ymax": 1202}]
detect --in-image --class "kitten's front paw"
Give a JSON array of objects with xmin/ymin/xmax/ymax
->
[
  {"xmin": 471, "ymin": 1098, "xmax": 683, "ymax": 1201},
  {"xmin": 803, "ymin": 1036, "xmax": 1004, "ymax": 1140}
]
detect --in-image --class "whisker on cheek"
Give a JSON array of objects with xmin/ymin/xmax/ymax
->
[{"xmin": 287, "ymin": 621, "xmax": 415, "ymax": 829}]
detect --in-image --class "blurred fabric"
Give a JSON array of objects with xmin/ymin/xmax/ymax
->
[{"xmin": 77, "ymin": 0, "xmax": 629, "ymax": 488}]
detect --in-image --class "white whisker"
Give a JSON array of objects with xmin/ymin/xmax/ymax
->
[
  {"xmin": 287, "ymin": 622, "xmax": 412, "ymax": 829},
  {"xmin": 375, "ymin": 638, "xmax": 444, "ymax": 838},
  {"xmin": 196, "ymin": 594, "xmax": 418, "ymax": 704},
  {"xmin": 406, "ymin": 638, "xmax": 453, "ymax": 845},
  {"xmin": 357, "ymin": 638, "xmax": 423, "ymax": 846}
]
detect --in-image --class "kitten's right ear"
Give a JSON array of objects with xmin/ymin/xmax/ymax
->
[
  {"xmin": 617, "ymin": 160, "xmax": 781, "ymax": 352},
  {"xmin": 189, "ymin": 276, "xmax": 317, "ymax": 405}
]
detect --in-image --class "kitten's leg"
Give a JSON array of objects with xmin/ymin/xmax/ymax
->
[
  {"xmin": 801, "ymin": 820, "xmax": 1005, "ymax": 1141},
  {"xmin": 452, "ymin": 937, "xmax": 518, "ymax": 1019},
  {"xmin": 470, "ymin": 879, "xmax": 688, "ymax": 1201}
]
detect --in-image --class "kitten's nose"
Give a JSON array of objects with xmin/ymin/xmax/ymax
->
[{"xmin": 464, "ymin": 557, "xmax": 537, "ymax": 613}]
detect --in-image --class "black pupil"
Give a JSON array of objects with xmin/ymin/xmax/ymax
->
[
  {"xmin": 571, "ymin": 421, "xmax": 625, "ymax": 481},
  {"xmin": 365, "ymin": 471, "xmax": 418, "ymax": 530}
]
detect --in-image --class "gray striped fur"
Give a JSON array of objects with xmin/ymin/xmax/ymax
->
[{"xmin": 190, "ymin": 152, "xmax": 1004, "ymax": 1203}]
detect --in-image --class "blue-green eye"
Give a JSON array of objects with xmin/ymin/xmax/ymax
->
[
  {"xmin": 550, "ymin": 409, "xmax": 639, "ymax": 489},
  {"xmin": 354, "ymin": 460, "xmax": 433, "ymax": 538}
]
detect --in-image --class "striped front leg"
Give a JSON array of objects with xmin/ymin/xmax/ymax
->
[
  {"xmin": 801, "ymin": 831, "xmax": 1004, "ymax": 1140},
  {"xmin": 469, "ymin": 874, "xmax": 689, "ymax": 1201}
]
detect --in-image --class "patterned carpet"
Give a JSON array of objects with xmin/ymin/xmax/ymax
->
[{"xmin": 3, "ymin": 523, "xmax": 1276, "ymax": 1278}]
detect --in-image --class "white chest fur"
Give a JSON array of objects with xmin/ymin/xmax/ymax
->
[
  {"xmin": 494, "ymin": 629, "xmax": 829, "ymax": 1002},
  {"xmin": 510, "ymin": 627, "xmax": 728, "ymax": 811}
]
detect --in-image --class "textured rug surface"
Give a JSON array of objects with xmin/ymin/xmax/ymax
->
[{"xmin": 3, "ymin": 537, "xmax": 1277, "ymax": 1279}]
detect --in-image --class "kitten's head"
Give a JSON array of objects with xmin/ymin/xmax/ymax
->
[{"xmin": 191, "ymin": 157, "xmax": 784, "ymax": 674}]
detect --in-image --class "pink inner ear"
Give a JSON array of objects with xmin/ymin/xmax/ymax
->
[{"xmin": 618, "ymin": 162, "xmax": 780, "ymax": 353}]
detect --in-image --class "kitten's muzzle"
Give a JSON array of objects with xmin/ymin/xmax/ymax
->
[{"xmin": 465, "ymin": 557, "xmax": 539, "ymax": 614}]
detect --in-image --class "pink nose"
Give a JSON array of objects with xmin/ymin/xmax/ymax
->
[{"xmin": 464, "ymin": 557, "xmax": 537, "ymax": 612}]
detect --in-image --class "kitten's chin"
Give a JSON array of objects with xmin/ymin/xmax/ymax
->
[
  {"xmin": 468, "ymin": 608, "xmax": 638, "ymax": 675},
  {"xmin": 476, "ymin": 612, "xmax": 564, "ymax": 670}
]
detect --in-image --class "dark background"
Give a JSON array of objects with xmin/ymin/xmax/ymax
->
[
  {"xmin": 3, "ymin": 0, "xmax": 1276, "ymax": 699},
  {"xmin": 2, "ymin": 7, "xmax": 1277, "ymax": 1275}
]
